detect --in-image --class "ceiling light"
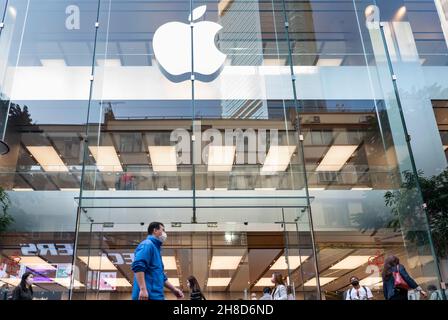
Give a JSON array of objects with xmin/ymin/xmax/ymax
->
[
  {"xmin": 261, "ymin": 146, "xmax": 296, "ymax": 173},
  {"xmin": 17, "ymin": 256, "xmax": 56, "ymax": 269},
  {"xmin": 254, "ymin": 278, "xmax": 274, "ymax": 287},
  {"xmin": 40, "ymin": 59, "xmax": 67, "ymax": 67},
  {"xmin": 351, "ymin": 187, "xmax": 373, "ymax": 191},
  {"xmin": 262, "ymin": 58, "xmax": 286, "ymax": 66},
  {"xmin": 12, "ymin": 188, "xmax": 34, "ymax": 191},
  {"xmin": 0, "ymin": 278, "xmax": 21, "ymax": 286},
  {"xmin": 78, "ymin": 256, "xmax": 117, "ymax": 271},
  {"xmin": 316, "ymin": 145, "xmax": 358, "ymax": 171},
  {"xmin": 88, "ymin": 146, "xmax": 123, "ymax": 172},
  {"xmin": 97, "ymin": 59, "xmax": 122, "ymax": 67},
  {"xmin": 270, "ymin": 256, "xmax": 309, "ymax": 270},
  {"xmin": 148, "ymin": 146, "xmax": 177, "ymax": 172},
  {"xmin": 168, "ymin": 278, "xmax": 180, "ymax": 287},
  {"xmin": 303, "ymin": 277, "xmax": 337, "ymax": 287},
  {"xmin": 26, "ymin": 146, "xmax": 69, "ymax": 172},
  {"xmin": 254, "ymin": 187, "xmax": 276, "ymax": 191},
  {"xmin": 308, "ymin": 187, "xmax": 325, "ymax": 191},
  {"xmin": 210, "ymin": 256, "xmax": 242, "ymax": 270},
  {"xmin": 329, "ymin": 256, "xmax": 371, "ymax": 270},
  {"xmin": 359, "ymin": 277, "xmax": 382, "ymax": 287},
  {"xmin": 162, "ymin": 256, "xmax": 177, "ymax": 270},
  {"xmin": 108, "ymin": 188, "xmax": 116, "ymax": 191},
  {"xmin": 206, "ymin": 278, "xmax": 231, "ymax": 286},
  {"xmin": 102, "ymin": 278, "xmax": 132, "ymax": 287},
  {"xmin": 207, "ymin": 146, "xmax": 236, "ymax": 172},
  {"xmin": 52, "ymin": 278, "xmax": 84, "ymax": 288},
  {"xmin": 60, "ymin": 188, "xmax": 79, "ymax": 191},
  {"xmin": 316, "ymin": 58, "xmax": 343, "ymax": 66},
  {"xmin": 214, "ymin": 188, "xmax": 228, "ymax": 191}
]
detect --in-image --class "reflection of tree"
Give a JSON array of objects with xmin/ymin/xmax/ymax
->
[
  {"xmin": 8, "ymin": 103, "xmax": 33, "ymax": 126},
  {"xmin": 0, "ymin": 187, "xmax": 13, "ymax": 234},
  {"xmin": 385, "ymin": 169, "xmax": 448, "ymax": 258},
  {"xmin": 352, "ymin": 169, "xmax": 448, "ymax": 258}
]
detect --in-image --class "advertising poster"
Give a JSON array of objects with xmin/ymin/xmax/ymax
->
[
  {"xmin": 99, "ymin": 272, "xmax": 117, "ymax": 291},
  {"xmin": 56, "ymin": 264, "xmax": 72, "ymax": 278}
]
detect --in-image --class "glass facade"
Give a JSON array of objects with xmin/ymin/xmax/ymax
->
[{"xmin": 0, "ymin": 0, "xmax": 447, "ymax": 300}]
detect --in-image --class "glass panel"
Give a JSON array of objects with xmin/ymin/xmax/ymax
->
[{"xmin": 0, "ymin": 0, "xmax": 98, "ymax": 299}]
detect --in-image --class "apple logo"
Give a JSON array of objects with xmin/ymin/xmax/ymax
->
[{"xmin": 152, "ymin": 5, "xmax": 226, "ymax": 82}]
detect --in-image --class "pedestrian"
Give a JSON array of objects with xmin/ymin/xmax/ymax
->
[
  {"xmin": 187, "ymin": 275, "xmax": 206, "ymax": 300},
  {"xmin": 12, "ymin": 272, "xmax": 34, "ymax": 300},
  {"xmin": 259, "ymin": 287, "xmax": 272, "ymax": 300},
  {"xmin": 427, "ymin": 284, "xmax": 443, "ymax": 300},
  {"xmin": 287, "ymin": 285, "xmax": 295, "ymax": 300},
  {"xmin": 345, "ymin": 276, "xmax": 373, "ymax": 300},
  {"xmin": 250, "ymin": 292, "xmax": 257, "ymax": 300},
  {"xmin": 271, "ymin": 272, "xmax": 287, "ymax": 300},
  {"xmin": 382, "ymin": 255, "xmax": 427, "ymax": 300},
  {"xmin": 131, "ymin": 222, "xmax": 184, "ymax": 300}
]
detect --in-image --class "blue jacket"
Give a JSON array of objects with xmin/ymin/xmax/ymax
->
[
  {"xmin": 131, "ymin": 235, "xmax": 167, "ymax": 300},
  {"xmin": 383, "ymin": 264, "xmax": 418, "ymax": 300}
]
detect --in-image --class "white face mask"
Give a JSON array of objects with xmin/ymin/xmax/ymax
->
[{"xmin": 158, "ymin": 231, "xmax": 167, "ymax": 243}]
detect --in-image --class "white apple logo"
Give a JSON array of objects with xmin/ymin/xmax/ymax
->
[{"xmin": 152, "ymin": 5, "xmax": 226, "ymax": 82}]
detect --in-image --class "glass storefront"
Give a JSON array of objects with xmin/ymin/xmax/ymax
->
[{"xmin": 0, "ymin": 0, "xmax": 447, "ymax": 300}]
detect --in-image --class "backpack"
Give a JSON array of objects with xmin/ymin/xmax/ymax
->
[{"xmin": 346, "ymin": 286, "xmax": 369, "ymax": 300}]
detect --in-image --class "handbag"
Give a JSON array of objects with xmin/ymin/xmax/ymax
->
[{"xmin": 393, "ymin": 265, "xmax": 410, "ymax": 290}]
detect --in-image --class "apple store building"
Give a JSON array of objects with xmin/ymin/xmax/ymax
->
[{"xmin": 0, "ymin": 0, "xmax": 447, "ymax": 300}]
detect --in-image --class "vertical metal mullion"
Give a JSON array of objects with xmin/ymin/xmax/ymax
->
[
  {"xmin": 279, "ymin": 0, "xmax": 321, "ymax": 300},
  {"xmin": 190, "ymin": 0, "xmax": 196, "ymax": 223},
  {"xmin": 69, "ymin": 0, "xmax": 102, "ymax": 301}
]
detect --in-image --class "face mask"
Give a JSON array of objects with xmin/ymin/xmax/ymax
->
[
  {"xmin": 351, "ymin": 281, "xmax": 359, "ymax": 287},
  {"xmin": 158, "ymin": 231, "xmax": 167, "ymax": 243}
]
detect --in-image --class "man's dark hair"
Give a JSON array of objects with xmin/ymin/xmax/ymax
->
[
  {"xmin": 263, "ymin": 287, "xmax": 271, "ymax": 294},
  {"xmin": 147, "ymin": 221, "xmax": 164, "ymax": 235}
]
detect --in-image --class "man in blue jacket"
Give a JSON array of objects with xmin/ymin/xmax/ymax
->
[{"xmin": 131, "ymin": 222, "xmax": 184, "ymax": 300}]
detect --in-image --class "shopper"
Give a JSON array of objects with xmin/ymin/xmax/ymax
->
[
  {"xmin": 287, "ymin": 285, "xmax": 295, "ymax": 300},
  {"xmin": 271, "ymin": 272, "xmax": 287, "ymax": 300},
  {"xmin": 187, "ymin": 275, "xmax": 206, "ymax": 300},
  {"xmin": 382, "ymin": 255, "xmax": 427, "ymax": 300},
  {"xmin": 131, "ymin": 222, "xmax": 184, "ymax": 300},
  {"xmin": 428, "ymin": 284, "xmax": 443, "ymax": 300},
  {"xmin": 345, "ymin": 276, "xmax": 373, "ymax": 300},
  {"xmin": 12, "ymin": 272, "xmax": 34, "ymax": 300},
  {"xmin": 259, "ymin": 287, "xmax": 272, "ymax": 300},
  {"xmin": 250, "ymin": 292, "xmax": 258, "ymax": 300}
]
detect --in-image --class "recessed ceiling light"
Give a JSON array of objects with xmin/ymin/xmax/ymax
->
[
  {"xmin": 254, "ymin": 278, "xmax": 274, "ymax": 287},
  {"xmin": 102, "ymin": 278, "xmax": 132, "ymax": 287},
  {"xmin": 12, "ymin": 188, "xmax": 34, "ymax": 191},
  {"xmin": 162, "ymin": 256, "xmax": 177, "ymax": 270},
  {"xmin": 316, "ymin": 145, "xmax": 358, "ymax": 171},
  {"xmin": 351, "ymin": 187, "xmax": 373, "ymax": 191},
  {"xmin": 207, "ymin": 278, "xmax": 231, "ymax": 286},
  {"xmin": 303, "ymin": 277, "xmax": 337, "ymax": 287},
  {"xmin": 316, "ymin": 58, "xmax": 343, "ymax": 66},
  {"xmin": 148, "ymin": 146, "xmax": 177, "ymax": 172},
  {"xmin": 329, "ymin": 256, "xmax": 371, "ymax": 270},
  {"xmin": 168, "ymin": 278, "xmax": 180, "ymax": 287},
  {"xmin": 52, "ymin": 278, "xmax": 84, "ymax": 288},
  {"xmin": 17, "ymin": 256, "xmax": 56, "ymax": 269},
  {"xmin": 88, "ymin": 146, "xmax": 123, "ymax": 172},
  {"xmin": 26, "ymin": 146, "xmax": 69, "ymax": 172},
  {"xmin": 261, "ymin": 146, "xmax": 296, "ymax": 173},
  {"xmin": 270, "ymin": 256, "xmax": 309, "ymax": 270},
  {"xmin": 359, "ymin": 277, "xmax": 382, "ymax": 287},
  {"xmin": 210, "ymin": 256, "xmax": 242, "ymax": 270},
  {"xmin": 78, "ymin": 256, "xmax": 117, "ymax": 271},
  {"xmin": 207, "ymin": 146, "xmax": 236, "ymax": 172}
]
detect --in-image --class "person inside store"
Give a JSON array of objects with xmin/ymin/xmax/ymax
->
[
  {"xmin": 271, "ymin": 272, "xmax": 288, "ymax": 300},
  {"xmin": 12, "ymin": 272, "xmax": 34, "ymax": 300},
  {"xmin": 131, "ymin": 221, "xmax": 184, "ymax": 300},
  {"xmin": 345, "ymin": 276, "xmax": 373, "ymax": 300},
  {"xmin": 259, "ymin": 287, "xmax": 272, "ymax": 300},
  {"xmin": 186, "ymin": 275, "xmax": 206, "ymax": 300},
  {"xmin": 382, "ymin": 255, "xmax": 427, "ymax": 300}
]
